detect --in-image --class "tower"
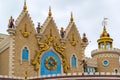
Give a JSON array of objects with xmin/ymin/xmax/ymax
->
[{"xmin": 91, "ymin": 18, "xmax": 120, "ymax": 73}]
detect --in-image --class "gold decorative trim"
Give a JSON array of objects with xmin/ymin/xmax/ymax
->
[
  {"xmin": 53, "ymin": 42, "xmax": 70, "ymax": 73},
  {"xmin": 32, "ymin": 30, "xmax": 70, "ymax": 73},
  {"xmin": 22, "ymin": 32, "xmax": 29, "ymax": 38},
  {"xmin": 21, "ymin": 24, "xmax": 30, "ymax": 38},
  {"xmin": 69, "ymin": 33, "xmax": 78, "ymax": 46}
]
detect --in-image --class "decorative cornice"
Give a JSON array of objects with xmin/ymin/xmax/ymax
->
[
  {"xmin": 65, "ymin": 22, "xmax": 81, "ymax": 41},
  {"xmin": 41, "ymin": 17, "xmax": 52, "ymax": 33},
  {"xmin": 91, "ymin": 48, "xmax": 120, "ymax": 57},
  {"xmin": 41, "ymin": 17, "xmax": 60, "ymax": 38},
  {"xmin": 65, "ymin": 22, "xmax": 74, "ymax": 38},
  {"xmin": 27, "ymin": 72, "xmax": 120, "ymax": 80},
  {"xmin": 15, "ymin": 11, "xmax": 35, "ymax": 32}
]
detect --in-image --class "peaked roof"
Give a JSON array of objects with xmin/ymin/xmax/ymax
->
[
  {"xmin": 65, "ymin": 13, "xmax": 81, "ymax": 39},
  {"xmin": 41, "ymin": 7, "xmax": 59, "ymax": 35},
  {"xmin": 15, "ymin": 1, "xmax": 34, "ymax": 29}
]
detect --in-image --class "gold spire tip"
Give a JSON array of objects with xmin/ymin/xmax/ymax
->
[
  {"xmin": 23, "ymin": 0, "xmax": 27, "ymax": 11},
  {"xmin": 48, "ymin": 6, "xmax": 52, "ymax": 17},
  {"xmin": 70, "ymin": 12, "xmax": 73, "ymax": 22}
]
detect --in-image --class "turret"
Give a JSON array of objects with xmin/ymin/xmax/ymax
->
[
  {"xmin": 97, "ymin": 19, "xmax": 113, "ymax": 49},
  {"xmin": 91, "ymin": 18, "xmax": 120, "ymax": 73}
]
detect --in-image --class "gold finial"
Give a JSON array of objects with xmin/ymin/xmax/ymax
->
[
  {"xmin": 23, "ymin": 0, "xmax": 27, "ymax": 11},
  {"xmin": 48, "ymin": 6, "xmax": 52, "ymax": 17},
  {"xmin": 70, "ymin": 12, "xmax": 74, "ymax": 22}
]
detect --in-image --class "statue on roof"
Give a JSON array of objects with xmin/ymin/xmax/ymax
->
[
  {"xmin": 60, "ymin": 27, "xmax": 66, "ymax": 38},
  {"xmin": 36, "ymin": 22, "xmax": 41, "ymax": 34},
  {"xmin": 82, "ymin": 33, "xmax": 88, "ymax": 42},
  {"xmin": 102, "ymin": 18, "xmax": 108, "ymax": 27},
  {"xmin": 81, "ymin": 60, "xmax": 88, "ymax": 72},
  {"xmin": 8, "ymin": 16, "xmax": 14, "ymax": 28}
]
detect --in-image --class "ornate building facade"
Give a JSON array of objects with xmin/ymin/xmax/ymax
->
[{"xmin": 0, "ymin": 1, "xmax": 120, "ymax": 80}]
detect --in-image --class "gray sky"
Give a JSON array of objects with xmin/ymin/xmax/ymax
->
[{"xmin": 0, "ymin": 0, "xmax": 120, "ymax": 57}]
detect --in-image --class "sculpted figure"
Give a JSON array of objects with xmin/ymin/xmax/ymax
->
[
  {"xmin": 60, "ymin": 27, "xmax": 65, "ymax": 38},
  {"xmin": 81, "ymin": 60, "xmax": 87, "ymax": 72},
  {"xmin": 8, "ymin": 16, "xmax": 14, "ymax": 28},
  {"xmin": 36, "ymin": 22, "xmax": 41, "ymax": 33},
  {"xmin": 82, "ymin": 33, "xmax": 88, "ymax": 42}
]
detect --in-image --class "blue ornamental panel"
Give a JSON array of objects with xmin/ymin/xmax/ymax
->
[
  {"xmin": 22, "ymin": 47, "xmax": 28, "ymax": 60},
  {"xmin": 71, "ymin": 55, "xmax": 76, "ymax": 67},
  {"xmin": 40, "ymin": 50, "xmax": 61, "ymax": 75}
]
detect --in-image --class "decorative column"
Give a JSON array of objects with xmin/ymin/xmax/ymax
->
[
  {"xmin": 7, "ymin": 16, "xmax": 16, "ymax": 76},
  {"xmin": 8, "ymin": 35, "xmax": 15, "ymax": 76}
]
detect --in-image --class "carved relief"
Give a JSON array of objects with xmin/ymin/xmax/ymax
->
[
  {"xmin": 20, "ymin": 23, "xmax": 30, "ymax": 38},
  {"xmin": 32, "ymin": 29, "xmax": 70, "ymax": 73},
  {"xmin": 69, "ymin": 33, "xmax": 78, "ymax": 46}
]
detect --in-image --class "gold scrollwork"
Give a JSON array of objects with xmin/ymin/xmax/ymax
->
[
  {"xmin": 32, "ymin": 35, "xmax": 54, "ymax": 71},
  {"xmin": 69, "ymin": 33, "xmax": 78, "ymax": 46},
  {"xmin": 53, "ymin": 42, "xmax": 70, "ymax": 73},
  {"xmin": 62, "ymin": 58, "xmax": 70, "ymax": 73},
  {"xmin": 22, "ymin": 32, "xmax": 29, "ymax": 38},
  {"xmin": 32, "ymin": 31, "xmax": 70, "ymax": 73},
  {"xmin": 32, "ymin": 42, "xmax": 50, "ymax": 71},
  {"xmin": 21, "ymin": 23, "xmax": 30, "ymax": 38}
]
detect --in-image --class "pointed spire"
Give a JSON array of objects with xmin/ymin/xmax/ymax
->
[
  {"xmin": 70, "ymin": 12, "xmax": 74, "ymax": 22},
  {"xmin": 103, "ymin": 25, "xmax": 107, "ymax": 33},
  {"xmin": 23, "ymin": 0, "xmax": 27, "ymax": 12},
  {"xmin": 48, "ymin": 6, "xmax": 52, "ymax": 17},
  {"xmin": 100, "ymin": 18, "xmax": 111, "ymax": 38},
  {"xmin": 97, "ymin": 18, "xmax": 113, "ymax": 49}
]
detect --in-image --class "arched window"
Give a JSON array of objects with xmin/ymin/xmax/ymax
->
[
  {"xmin": 114, "ymin": 69, "xmax": 118, "ymax": 74},
  {"xmin": 22, "ymin": 47, "xmax": 29, "ymax": 60},
  {"xmin": 71, "ymin": 55, "xmax": 76, "ymax": 67},
  {"xmin": 106, "ymin": 42, "xmax": 111, "ymax": 49}
]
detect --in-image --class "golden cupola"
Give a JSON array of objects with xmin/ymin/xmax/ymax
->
[{"xmin": 97, "ymin": 18, "xmax": 113, "ymax": 49}]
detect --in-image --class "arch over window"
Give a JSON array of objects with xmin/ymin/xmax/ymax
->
[
  {"xmin": 71, "ymin": 55, "xmax": 76, "ymax": 67},
  {"xmin": 22, "ymin": 47, "xmax": 29, "ymax": 60},
  {"xmin": 114, "ymin": 69, "xmax": 118, "ymax": 74}
]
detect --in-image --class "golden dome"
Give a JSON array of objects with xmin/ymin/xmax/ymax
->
[{"xmin": 97, "ymin": 18, "xmax": 113, "ymax": 49}]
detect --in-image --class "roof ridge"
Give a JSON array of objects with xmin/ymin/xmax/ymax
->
[{"xmin": 41, "ymin": 17, "xmax": 60, "ymax": 38}]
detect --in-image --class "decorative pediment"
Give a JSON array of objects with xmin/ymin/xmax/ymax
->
[
  {"xmin": 65, "ymin": 13, "xmax": 81, "ymax": 41},
  {"xmin": 40, "ymin": 7, "xmax": 60, "ymax": 39},
  {"xmin": 32, "ymin": 34, "xmax": 70, "ymax": 73},
  {"xmin": 65, "ymin": 20, "xmax": 82, "ymax": 46}
]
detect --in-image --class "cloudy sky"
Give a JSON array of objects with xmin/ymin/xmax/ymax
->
[{"xmin": 0, "ymin": 0, "xmax": 120, "ymax": 57}]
